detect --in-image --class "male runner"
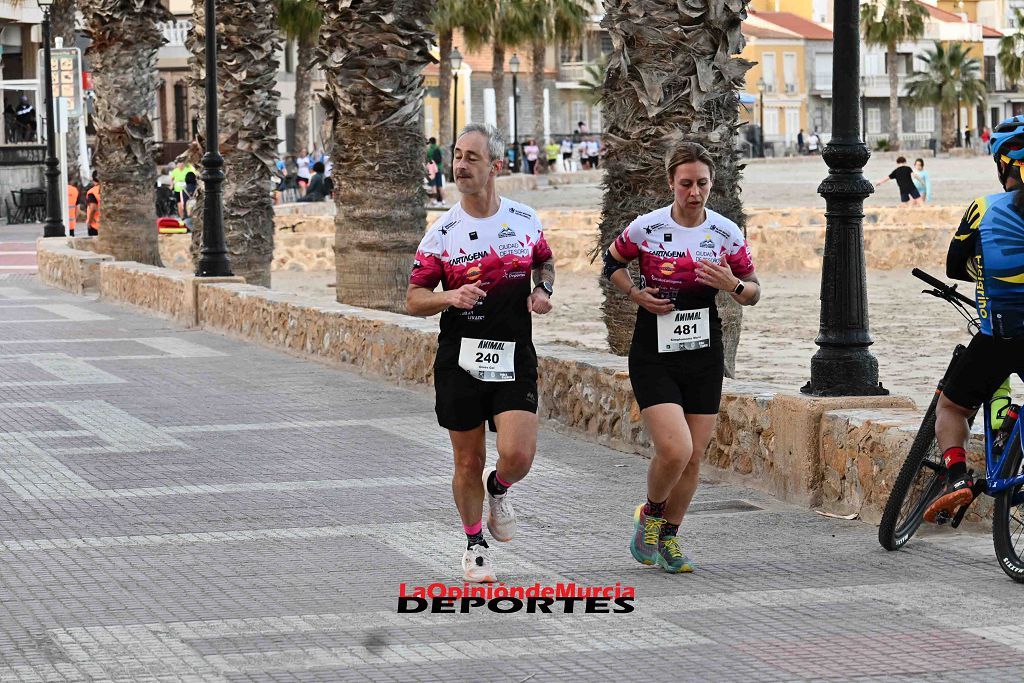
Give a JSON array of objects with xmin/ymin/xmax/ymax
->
[{"xmin": 406, "ymin": 123, "xmax": 555, "ymax": 582}]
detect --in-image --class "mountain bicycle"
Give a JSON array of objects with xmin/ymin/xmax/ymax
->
[{"xmin": 877, "ymin": 268, "xmax": 1024, "ymax": 583}]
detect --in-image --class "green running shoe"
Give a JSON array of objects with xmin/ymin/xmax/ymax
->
[
  {"xmin": 630, "ymin": 503, "xmax": 664, "ymax": 566},
  {"xmin": 656, "ymin": 534, "xmax": 694, "ymax": 573}
]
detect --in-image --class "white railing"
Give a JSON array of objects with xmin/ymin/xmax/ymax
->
[
  {"xmin": 866, "ymin": 132, "xmax": 934, "ymax": 149},
  {"xmin": 558, "ymin": 62, "xmax": 589, "ymax": 82},
  {"xmin": 160, "ymin": 19, "xmax": 192, "ymax": 47}
]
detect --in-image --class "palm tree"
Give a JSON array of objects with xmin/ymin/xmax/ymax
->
[
  {"xmin": 578, "ymin": 53, "xmax": 607, "ymax": 105},
  {"xmin": 80, "ymin": 0, "xmax": 169, "ymax": 265},
  {"xmin": 598, "ymin": 0, "xmax": 751, "ymax": 376},
  {"xmin": 277, "ymin": 0, "xmax": 321, "ymax": 155},
  {"xmin": 51, "ymin": 0, "xmax": 83, "ymax": 187},
  {"xmin": 860, "ymin": 0, "xmax": 928, "ymax": 151},
  {"xmin": 460, "ymin": 1, "xmax": 533, "ymax": 142},
  {"xmin": 526, "ymin": 0, "xmax": 588, "ymax": 143},
  {"xmin": 905, "ymin": 41, "xmax": 986, "ymax": 152},
  {"xmin": 998, "ymin": 9, "xmax": 1024, "ymax": 91},
  {"xmin": 315, "ymin": 0, "xmax": 434, "ymax": 311},
  {"xmin": 431, "ymin": 0, "xmax": 463, "ymax": 151}
]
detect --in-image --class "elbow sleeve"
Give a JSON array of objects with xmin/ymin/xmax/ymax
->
[{"xmin": 602, "ymin": 249, "xmax": 627, "ymax": 280}]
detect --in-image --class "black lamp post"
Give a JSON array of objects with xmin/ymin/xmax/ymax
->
[
  {"xmin": 38, "ymin": 0, "xmax": 64, "ymax": 237},
  {"xmin": 510, "ymin": 54, "xmax": 520, "ymax": 173},
  {"xmin": 802, "ymin": 0, "xmax": 886, "ymax": 396},
  {"xmin": 756, "ymin": 77, "xmax": 766, "ymax": 158},
  {"xmin": 449, "ymin": 46, "xmax": 462, "ymax": 182},
  {"xmin": 195, "ymin": 0, "xmax": 232, "ymax": 277}
]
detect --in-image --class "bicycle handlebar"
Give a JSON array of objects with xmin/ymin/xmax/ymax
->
[{"xmin": 912, "ymin": 268, "xmax": 976, "ymax": 308}]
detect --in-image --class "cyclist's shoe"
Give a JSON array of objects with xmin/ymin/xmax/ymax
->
[
  {"xmin": 656, "ymin": 535, "xmax": 694, "ymax": 574},
  {"xmin": 482, "ymin": 467, "xmax": 515, "ymax": 542},
  {"xmin": 924, "ymin": 473, "xmax": 977, "ymax": 524},
  {"xmin": 462, "ymin": 544, "xmax": 497, "ymax": 583},
  {"xmin": 630, "ymin": 504, "xmax": 664, "ymax": 566}
]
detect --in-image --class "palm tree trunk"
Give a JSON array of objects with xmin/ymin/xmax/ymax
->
[
  {"xmin": 599, "ymin": 0, "xmax": 750, "ymax": 377},
  {"xmin": 531, "ymin": 38, "xmax": 545, "ymax": 146},
  {"xmin": 317, "ymin": 0, "xmax": 433, "ymax": 312},
  {"xmin": 81, "ymin": 0, "xmax": 168, "ymax": 265},
  {"xmin": 887, "ymin": 42, "xmax": 900, "ymax": 150},
  {"xmin": 213, "ymin": 0, "xmax": 280, "ymax": 288},
  {"xmin": 52, "ymin": 0, "xmax": 83, "ymax": 187},
  {"xmin": 941, "ymin": 108, "xmax": 956, "ymax": 151},
  {"xmin": 293, "ymin": 35, "xmax": 313, "ymax": 154},
  {"xmin": 438, "ymin": 29, "xmax": 453, "ymax": 151},
  {"xmin": 493, "ymin": 43, "xmax": 507, "ymax": 144}
]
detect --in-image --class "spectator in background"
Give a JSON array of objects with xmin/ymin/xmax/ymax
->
[
  {"xmin": 981, "ymin": 127, "xmax": 992, "ymax": 153},
  {"xmin": 797, "ymin": 129, "xmax": 805, "ymax": 155},
  {"xmin": 170, "ymin": 160, "xmax": 196, "ymax": 219},
  {"xmin": 181, "ymin": 171, "xmax": 199, "ymax": 228},
  {"xmin": 874, "ymin": 156, "xmax": 923, "ymax": 206},
  {"xmin": 577, "ymin": 120, "xmax": 589, "ymax": 136},
  {"xmin": 964, "ymin": 125, "xmax": 972, "ymax": 149},
  {"xmin": 912, "ymin": 158, "xmax": 932, "ymax": 204},
  {"xmin": 15, "ymin": 95, "xmax": 35, "ymax": 141},
  {"xmin": 426, "ymin": 137, "xmax": 444, "ymax": 205},
  {"xmin": 545, "ymin": 139, "xmax": 559, "ymax": 173},
  {"xmin": 298, "ymin": 161, "xmax": 328, "ymax": 202},
  {"xmin": 586, "ymin": 137, "xmax": 600, "ymax": 169},
  {"xmin": 807, "ymin": 131, "xmax": 820, "ymax": 155},
  {"xmin": 560, "ymin": 137, "xmax": 574, "ymax": 172},
  {"xmin": 296, "ymin": 149, "xmax": 311, "ymax": 196},
  {"xmin": 523, "ymin": 138, "xmax": 540, "ymax": 174}
]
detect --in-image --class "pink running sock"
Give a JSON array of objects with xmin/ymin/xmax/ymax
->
[
  {"xmin": 463, "ymin": 520, "xmax": 482, "ymax": 536},
  {"xmin": 495, "ymin": 472, "xmax": 512, "ymax": 489}
]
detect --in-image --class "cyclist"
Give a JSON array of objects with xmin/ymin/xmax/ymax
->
[
  {"xmin": 603, "ymin": 141, "xmax": 761, "ymax": 572},
  {"xmin": 925, "ymin": 115, "xmax": 1024, "ymax": 523},
  {"xmin": 406, "ymin": 123, "xmax": 555, "ymax": 583}
]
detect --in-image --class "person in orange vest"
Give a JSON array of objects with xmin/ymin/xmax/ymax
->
[
  {"xmin": 67, "ymin": 183, "xmax": 79, "ymax": 236},
  {"xmin": 85, "ymin": 175, "xmax": 100, "ymax": 236}
]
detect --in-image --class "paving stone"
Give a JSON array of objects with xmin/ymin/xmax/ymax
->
[{"xmin": 2, "ymin": 271, "xmax": 1024, "ymax": 680}]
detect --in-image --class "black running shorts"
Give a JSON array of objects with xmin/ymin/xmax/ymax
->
[
  {"xmin": 628, "ymin": 348, "xmax": 724, "ymax": 414},
  {"xmin": 434, "ymin": 366, "xmax": 539, "ymax": 431},
  {"xmin": 943, "ymin": 332, "xmax": 1024, "ymax": 410}
]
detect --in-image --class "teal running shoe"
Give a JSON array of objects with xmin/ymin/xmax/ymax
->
[
  {"xmin": 630, "ymin": 503, "xmax": 663, "ymax": 565},
  {"xmin": 656, "ymin": 534, "xmax": 694, "ymax": 573}
]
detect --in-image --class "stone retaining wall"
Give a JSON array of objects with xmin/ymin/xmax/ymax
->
[
  {"xmin": 147, "ymin": 205, "xmax": 959, "ymax": 275},
  {"xmin": 37, "ymin": 236, "xmax": 960, "ymax": 525}
]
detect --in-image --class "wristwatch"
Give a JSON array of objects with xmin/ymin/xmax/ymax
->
[
  {"xmin": 535, "ymin": 282, "xmax": 554, "ymax": 297},
  {"xmin": 732, "ymin": 280, "xmax": 745, "ymax": 295}
]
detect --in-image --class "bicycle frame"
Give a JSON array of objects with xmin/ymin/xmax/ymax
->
[{"xmin": 983, "ymin": 380, "xmax": 1024, "ymax": 497}]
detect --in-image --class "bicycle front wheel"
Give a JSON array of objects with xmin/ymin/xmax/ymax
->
[
  {"xmin": 878, "ymin": 397, "xmax": 947, "ymax": 550},
  {"xmin": 992, "ymin": 439, "xmax": 1024, "ymax": 582}
]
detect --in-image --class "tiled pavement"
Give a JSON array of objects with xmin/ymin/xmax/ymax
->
[{"xmin": 1, "ymin": 271, "xmax": 1024, "ymax": 682}]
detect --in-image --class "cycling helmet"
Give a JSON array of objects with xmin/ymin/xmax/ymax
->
[{"xmin": 992, "ymin": 115, "xmax": 1024, "ymax": 187}]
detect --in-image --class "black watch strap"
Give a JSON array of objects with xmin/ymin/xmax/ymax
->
[{"xmin": 535, "ymin": 282, "xmax": 553, "ymax": 297}]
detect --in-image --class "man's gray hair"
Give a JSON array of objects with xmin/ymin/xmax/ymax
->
[{"xmin": 458, "ymin": 123, "xmax": 505, "ymax": 162}]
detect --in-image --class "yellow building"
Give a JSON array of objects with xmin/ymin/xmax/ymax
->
[{"xmin": 740, "ymin": 12, "xmax": 834, "ymax": 154}]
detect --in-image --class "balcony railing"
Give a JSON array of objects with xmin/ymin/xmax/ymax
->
[
  {"xmin": 558, "ymin": 62, "xmax": 590, "ymax": 82},
  {"xmin": 160, "ymin": 19, "xmax": 191, "ymax": 47}
]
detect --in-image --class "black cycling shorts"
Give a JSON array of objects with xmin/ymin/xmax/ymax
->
[
  {"xmin": 434, "ymin": 366, "xmax": 538, "ymax": 432},
  {"xmin": 628, "ymin": 349, "xmax": 724, "ymax": 414},
  {"xmin": 943, "ymin": 332, "xmax": 1024, "ymax": 410}
]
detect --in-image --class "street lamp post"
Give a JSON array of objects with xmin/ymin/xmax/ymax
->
[
  {"xmin": 756, "ymin": 77, "xmax": 766, "ymax": 158},
  {"xmin": 510, "ymin": 53, "xmax": 520, "ymax": 174},
  {"xmin": 38, "ymin": 0, "xmax": 64, "ymax": 238},
  {"xmin": 449, "ymin": 47, "xmax": 462, "ymax": 182},
  {"xmin": 801, "ymin": 0, "xmax": 887, "ymax": 397},
  {"xmin": 195, "ymin": 0, "xmax": 232, "ymax": 277}
]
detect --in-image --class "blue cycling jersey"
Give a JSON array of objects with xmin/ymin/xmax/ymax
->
[{"xmin": 948, "ymin": 191, "xmax": 1024, "ymax": 337}]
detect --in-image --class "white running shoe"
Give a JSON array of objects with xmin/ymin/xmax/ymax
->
[
  {"xmin": 482, "ymin": 466, "xmax": 516, "ymax": 542},
  {"xmin": 462, "ymin": 544, "xmax": 497, "ymax": 583}
]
